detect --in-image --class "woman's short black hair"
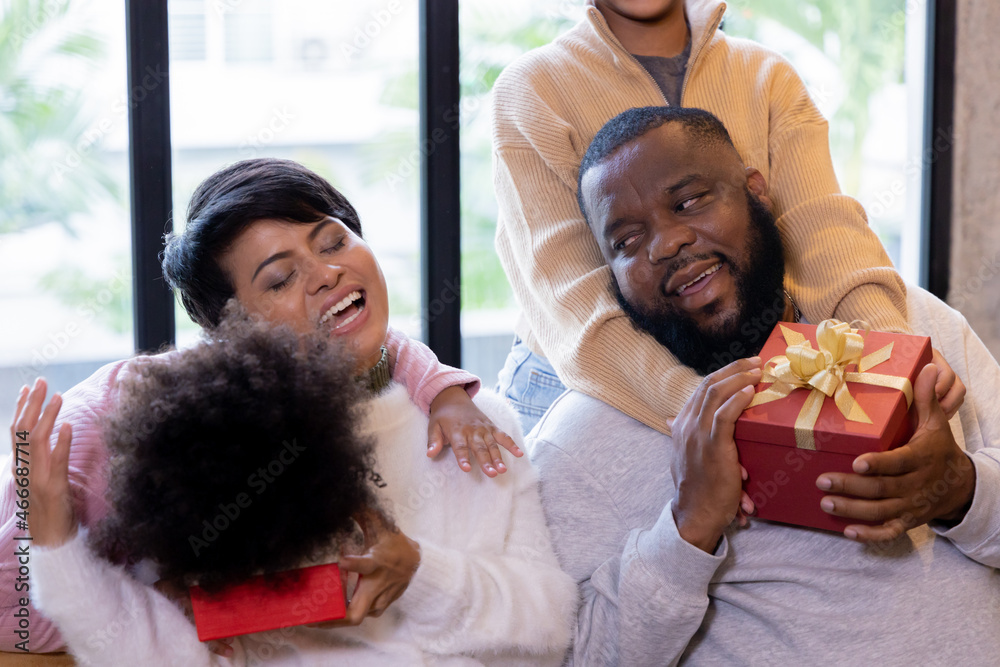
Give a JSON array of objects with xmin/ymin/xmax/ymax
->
[
  {"xmin": 92, "ymin": 304, "xmax": 382, "ymax": 590},
  {"xmin": 162, "ymin": 158, "xmax": 363, "ymax": 329}
]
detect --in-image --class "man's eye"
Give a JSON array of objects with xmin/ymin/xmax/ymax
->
[
  {"xmin": 677, "ymin": 195, "xmax": 702, "ymax": 212},
  {"xmin": 614, "ymin": 233, "xmax": 640, "ymax": 251}
]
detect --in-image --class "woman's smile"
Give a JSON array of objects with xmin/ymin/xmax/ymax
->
[{"xmin": 320, "ymin": 288, "xmax": 370, "ymax": 335}]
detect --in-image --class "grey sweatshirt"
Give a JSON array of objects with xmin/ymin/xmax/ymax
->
[{"xmin": 527, "ymin": 285, "xmax": 1000, "ymax": 666}]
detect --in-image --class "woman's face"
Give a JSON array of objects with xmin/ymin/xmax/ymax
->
[{"xmin": 220, "ymin": 217, "xmax": 389, "ymax": 373}]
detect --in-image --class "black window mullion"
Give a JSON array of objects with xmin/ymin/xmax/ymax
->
[
  {"xmin": 419, "ymin": 0, "xmax": 462, "ymax": 366},
  {"xmin": 126, "ymin": 0, "xmax": 175, "ymax": 353},
  {"xmin": 923, "ymin": 0, "xmax": 956, "ymax": 298}
]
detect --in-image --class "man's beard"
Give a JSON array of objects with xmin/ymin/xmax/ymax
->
[{"xmin": 614, "ymin": 189, "xmax": 787, "ymax": 376}]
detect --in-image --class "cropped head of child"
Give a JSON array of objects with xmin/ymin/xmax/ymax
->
[{"xmin": 92, "ymin": 309, "xmax": 381, "ymax": 592}]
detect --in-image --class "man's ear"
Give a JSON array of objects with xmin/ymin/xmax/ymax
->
[{"xmin": 745, "ymin": 167, "xmax": 774, "ymax": 211}]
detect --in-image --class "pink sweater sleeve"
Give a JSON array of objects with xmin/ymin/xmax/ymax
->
[
  {"xmin": 385, "ymin": 328, "xmax": 481, "ymax": 415},
  {"xmin": 0, "ymin": 359, "xmax": 129, "ymax": 652}
]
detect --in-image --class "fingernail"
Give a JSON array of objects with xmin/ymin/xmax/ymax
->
[
  {"xmin": 854, "ymin": 459, "xmax": 870, "ymax": 473},
  {"xmin": 485, "ymin": 465, "xmax": 495, "ymax": 474},
  {"xmin": 844, "ymin": 528, "xmax": 858, "ymax": 540},
  {"xmin": 821, "ymin": 498, "xmax": 835, "ymax": 513},
  {"xmin": 748, "ymin": 356, "xmax": 761, "ymax": 365},
  {"xmin": 816, "ymin": 477, "xmax": 832, "ymax": 490},
  {"xmin": 496, "ymin": 462, "xmax": 506, "ymax": 472}
]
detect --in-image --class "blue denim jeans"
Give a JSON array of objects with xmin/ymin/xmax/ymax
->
[{"xmin": 495, "ymin": 336, "xmax": 568, "ymax": 436}]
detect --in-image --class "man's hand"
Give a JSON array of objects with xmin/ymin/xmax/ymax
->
[
  {"xmin": 427, "ymin": 385, "xmax": 522, "ymax": 477},
  {"xmin": 815, "ymin": 363, "xmax": 976, "ymax": 542},
  {"xmin": 931, "ymin": 347, "xmax": 965, "ymax": 419},
  {"xmin": 670, "ymin": 358, "xmax": 760, "ymax": 553}
]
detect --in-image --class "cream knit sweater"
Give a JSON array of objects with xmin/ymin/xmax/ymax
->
[{"xmin": 492, "ymin": 0, "xmax": 909, "ymax": 434}]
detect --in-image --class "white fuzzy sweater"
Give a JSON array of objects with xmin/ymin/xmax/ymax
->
[{"xmin": 30, "ymin": 386, "xmax": 578, "ymax": 666}]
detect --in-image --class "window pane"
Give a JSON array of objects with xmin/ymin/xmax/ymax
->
[
  {"xmin": 458, "ymin": 0, "xmax": 576, "ymax": 387},
  {"xmin": 0, "ymin": 0, "xmax": 133, "ymax": 427},
  {"xmin": 169, "ymin": 0, "xmax": 421, "ymax": 346},
  {"xmin": 723, "ymin": 1, "xmax": 926, "ymax": 282},
  {"xmin": 169, "ymin": 0, "xmax": 208, "ymax": 62},
  {"xmin": 224, "ymin": 1, "xmax": 273, "ymax": 63}
]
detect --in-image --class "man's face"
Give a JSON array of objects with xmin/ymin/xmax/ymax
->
[{"xmin": 581, "ymin": 122, "xmax": 786, "ymax": 374}]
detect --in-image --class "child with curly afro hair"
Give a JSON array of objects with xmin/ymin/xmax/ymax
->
[{"xmin": 92, "ymin": 304, "xmax": 384, "ymax": 592}]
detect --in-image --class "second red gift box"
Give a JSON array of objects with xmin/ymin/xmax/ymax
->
[{"xmin": 733, "ymin": 319, "xmax": 932, "ymax": 532}]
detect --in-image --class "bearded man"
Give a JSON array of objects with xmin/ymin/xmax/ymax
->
[{"xmin": 527, "ymin": 106, "xmax": 1000, "ymax": 666}]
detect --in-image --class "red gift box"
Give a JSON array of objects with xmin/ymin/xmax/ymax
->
[
  {"xmin": 189, "ymin": 562, "xmax": 346, "ymax": 642},
  {"xmin": 734, "ymin": 320, "xmax": 932, "ymax": 532}
]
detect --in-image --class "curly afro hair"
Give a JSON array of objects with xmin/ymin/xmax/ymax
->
[{"xmin": 92, "ymin": 303, "xmax": 383, "ymax": 590}]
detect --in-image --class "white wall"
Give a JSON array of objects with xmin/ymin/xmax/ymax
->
[{"xmin": 949, "ymin": 0, "xmax": 1000, "ymax": 356}]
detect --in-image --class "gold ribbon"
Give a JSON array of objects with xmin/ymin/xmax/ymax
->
[{"xmin": 747, "ymin": 320, "xmax": 914, "ymax": 450}]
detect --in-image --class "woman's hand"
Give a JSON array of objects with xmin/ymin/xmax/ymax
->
[
  {"xmin": 10, "ymin": 379, "xmax": 77, "ymax": 548},
  {"xmin": 426, "ymin": 385, "xmax": 522, "ymax": 477},
  {"xmin": 311, "ymin": 511, "xmax": 420, "ymax": 627}
]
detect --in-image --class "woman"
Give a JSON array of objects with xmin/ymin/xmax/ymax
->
[
  {"xmin": 1, "ymin": 158, "xmax": 536, "ymax": 651},
  {"xmin": 14, "ymin": 159, "xmax": 577, "ymax": 664}
]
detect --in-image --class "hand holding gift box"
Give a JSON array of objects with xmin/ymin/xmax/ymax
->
[
  {"xmin": 735, "ymin": 319, "xmax": 976, "ymax": 535},
  {"xmin": 812, "ymin": 358, "xmax": 977, "ymax": 542}
]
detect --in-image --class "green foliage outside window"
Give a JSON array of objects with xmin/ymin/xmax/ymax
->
[
  {"xmin": 0, "ymin": 0, "xmax": 120, "ymax": 234},
  {"xmin": 723, "ymin": 0, "xmax": 907, "ymax": 196},
  {"xmin": 1, "ymin": 0, "xmax": 127, "ymax": 334}
]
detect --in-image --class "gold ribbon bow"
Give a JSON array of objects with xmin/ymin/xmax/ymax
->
[{"xmin": 747, "ymin": 320, "xmax": 914, "ymax": 450}]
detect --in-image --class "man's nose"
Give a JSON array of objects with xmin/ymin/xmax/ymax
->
[{"xmin": 647, "ymin": 219, "xmax": 696, "ymax": 263}]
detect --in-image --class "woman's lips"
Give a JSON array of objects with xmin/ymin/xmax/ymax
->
[
  {"xmin": 323, "ymin": 294, "xmax": 371, "ymax": 337},
  {"xmin": 320, "ymin": 290, "xmax": 364, "ymax": 328},
  {"xmin": 333, "ymin": 301, "xmax": 364, "ymax": 330}
]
